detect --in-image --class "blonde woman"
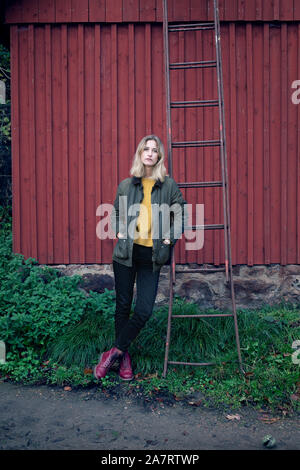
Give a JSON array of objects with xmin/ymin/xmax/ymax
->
[{"xmin": 94, "ymin": 135, "xmax": 186, "ymax": 381}]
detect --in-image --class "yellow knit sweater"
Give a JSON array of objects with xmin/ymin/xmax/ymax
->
[{"xmin": 134, "ymin": 177, "xmax": 155, "ymax": 247}]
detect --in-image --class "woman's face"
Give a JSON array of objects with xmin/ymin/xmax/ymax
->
[{"xmin": 140, "ymin": 139, "xmax": 159, "ymax": 169}]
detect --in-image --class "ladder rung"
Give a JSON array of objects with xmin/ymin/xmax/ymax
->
[
  {"xmin": 178, "ymin": 181, "xmax": 223, "ymax": 188},
  {"xmin": 172, "ymin": 313, "xmax": 233, "ymax": 318},
  {"xmin": 170, "ymin": 60, "xmax": 217, "ymax": 70},
  {"xmin": 171, "ymin": 100, "xmax": 219, "ymax": 108},
  {"xmin": 168, "ymin": 361, "xmax": 215, "ymax": 366},
  {"xmin": 175, "ymin": 267, "xmax": 226, "ymax": 273},
  {"xmin": 185, "ymin": 224, "xmax": 225, "ymax": 230},
  {"xmin": 172, "ymin": 140, "xmax": 221, "ymax": 148},
  {"xmin": 168, "ymin": 23, "xmax": 215, "ymax": 32}
]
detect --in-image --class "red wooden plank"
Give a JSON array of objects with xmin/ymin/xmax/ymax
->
[
  {"xmin": 18, "ymin": 26, "xmax": 31, "ymax": 258},
  {"xmin": 84, "ymin": 25, "xmax": 96, "ymax": 262},
  {"xmin": 273, "ymin": 0, "xmax": 280, "ymax": 20},
  {"xmin": 269, "ymin": 25, "xmax": 281, "ymax": 263},
  {"xmin": 45, "ymin": 25, "xmax": 54, "ymax": 263},
  {"xmin": 78, "ymin": 24, "xmax": 85, "ymax": 262},
  {"xmin": 217, "ymin": 0, "xmax": 226, "ymax": 21},
  {"xmin": 237, "ymin": 0, "xmax": 245, "ymax": 20},
  {"xmin": 122, "ymin": 0, "xmax": 139, "ymax": 22},
  {"xmin": 35, "ymin": 25, "xmax": 48, "ymax": 263},
  {"xmin": 140, "ymin": 0, "xmax": 156, "ymax": 22},
  {"xmin": 10, "ymin": 26, "xmax": 21, "ymax": 255},
  {"xmin": 135, "ymin": 25, "xmax": 146, "ymax": 141},
  {"xmin": 117, "ymin": 25, "xmax": 130, "ymax": 180},
  {"xmin": 55, "ymin": 0, "xmax": 72, "ymax": 22},
  {"xmin": 243, "ymin": 0, "xmax": 255, "ymax": 20},
  {"xmin": 51, "ymin": 26, "xmax": 63, "ymax": 262},
  {"xmin": 22, "ymin": 0, "xmax": 39, "ymax": 22},
  {"xmin": 224, "ymin": 0, "xmax": 238, "ymax": 21},
  {"xmin": 89, "ymin": 0, "xmax": 106, "ymax": 22},
  {"xmin": 236, "ymin": 24, "xmax": 247, "ymax": 264},
  {"xmin": 172, "ymin": 0, "xmax": 190, "ymax": 22},
  {"xmin": 68, "ymin": 25, "xmax": 78, "ymax": 262},
  {"xmin": 155, "ymin": 0, "xmax": 163, "ymax": 22},
  {"xmin": 295, "ymin": 1, "xmax": 300, "ymax": 20},
  {"xmin": 190, "ymin": 0, "xmax": 207, "ymax": 21},
  {"xmin": 111, "ymin": 24, "xmax": 119, "ymax": 190},
  {"xmin": 262, "ymin": 0, "xmax": 273, "ymax": 20},
  {"xmin": 106, "ymin": 0, "xmax": 122, "ymax": 22},
  {"xmin": 252, "ymin": 24, "xmax": 264, "ymax": 264},
  {"xmin": 28, "ymin": 25, "xmax": 38, "ymax": 259},
  {"xmin": 95, "ymin": 24, "xmax": 102, "ymax": 262},
  {"xmin": 5, "ymin": 2, "xmax": 23, "ymax": 23},
  {"xmin": 128, "ymin": 24, "xmax": 136, "ymax": 162},
  {"xmin": 145, "ymin": 24, "xmax": 152, "ymax": 133},
  {"xmin": 38, "ymin": 0, "xmax": 55, "ymax": 23},
  {"xmin": 246, "ymin": 23, "xmax": 254, "ymax": 266},
  {"xmin": 280, "ymin": 24, "xmax": 288, "ymax": 264},
  {"xmin": 263, "ymin": 24, "xmax": 271, "ymax": 264},
  {"xmin": 71, "ymin": 0, "xmax": 89, "ymax": 22},
  {"xmin": 228, "ymin": 23, "xmax": 238, "ymax": 265},
  {"xmin": 280, "ymin": 0, "xmax": 294, "ymax": 21},
  {"xmin": 255, "ymin": 0, "xmax": 263, "ymax": 20},
  {"xmin": 287, "ymin": 25, "xmax": 298, "ymax": 264},
  {"xmin": 61, "ymin": 25, "xmax": 70, "ymax": 263}
]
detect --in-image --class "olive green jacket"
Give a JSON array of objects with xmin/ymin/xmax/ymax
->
[{"xmin": 111, "ymin": 176, "xmax": 187, "ymax": 272}]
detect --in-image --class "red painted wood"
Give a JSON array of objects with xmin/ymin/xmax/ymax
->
[
  {"xmin": 71, "ymin": 0, "xmax": 89, "ymax": 22},
  {"xmin": 22, "ymin": 0, "xmax": 39, "ymax": 23},
  {"xmin": 263, "ymin": 24, "xmax": 271, "ymax": 264},
  {"xmin": 5, "ymin": 0, "xmax": 300, "ymax": 23},
  {"xmin": 252, "ymin": 24, "xmax": 264, "ymax": 264},
  {"xmin": 280, "ymin": 24, "xmax": 288, "ymax": 265},
  {"xmin": 9, "ymin": 21, "xmax": 300, "ymax": 266},
  {"xmin": 228, "ymin": 23, "xmax": 238, "ymax": 265},
  {"xmin": 55, "ymin": 0, "xmax": 72, "ymax": 22},
  {"xmin": 123, "ymin": 0, "xmax": 140, "ymax": 22},
  {"xmin": 35, "ymin": 26, "xmax": 47, "ymax": 262},
  {"xmin": 140, "ymin": 0, "xmax": 156, "ymax": 22},
  {"xmin": 10, "ymin": 27, "xmax": 21, "ymax": 255},
  {"xmin": 106, "ymin": 0, "xmax": 122, "ymax": 22},
  {"xmin": 67, "ymin": 25, "xmax": 79, "ymax": 263},
  {"xmin": 89, "ymin": 0, "xmax": 106, "ymax": 22},
  {"xmin": 95, "ymin": 24, "xmax": 102, "ymax": 262},
  {"xmin": 246, "ymin": 23, "xmax": 254, "ymax": 266},
  {"xmin": 45, "ymin": 24, "xmax": 54, "ymax": 263},
  {"xmin": 78, "ymin": 24, "xmax": 85, "ymax": 263},
  {"xmin": 38, "ymin": 0, "xmax": 55, "ymax": 23},
  {"xmin": 287, "ymin": 25, "xmax": 298, "ymax": 264}
]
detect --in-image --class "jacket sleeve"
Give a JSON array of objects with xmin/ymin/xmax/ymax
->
[{"xmin": 169, "ymin": 179, "xmax": 188, "ymax": 246}]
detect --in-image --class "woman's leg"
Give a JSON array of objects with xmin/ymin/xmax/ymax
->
[
  {"xmin": 113, "ymin": 260, "xmax": 137, "ymax": 346},
  {"xmin": 115, "ymin": 245, "xmax": 160, "ymax": 352}
]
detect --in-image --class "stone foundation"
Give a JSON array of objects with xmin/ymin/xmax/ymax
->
[{"xmin": 40, "ymin": 263, "xmax": 300, "ymax": 311}]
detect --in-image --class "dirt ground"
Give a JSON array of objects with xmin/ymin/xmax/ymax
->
[{"xmin": 0, "ymin": 380, "xmax": 299, "ymax": 452}]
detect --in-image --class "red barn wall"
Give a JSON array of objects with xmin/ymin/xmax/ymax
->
[{"xmin": 5, "ymin": 1, "xmax": 300, "ymax": 265}]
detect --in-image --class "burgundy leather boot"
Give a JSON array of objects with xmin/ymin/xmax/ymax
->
[
  {"xmin": 93, "ymin": 347, "xmax": 122, "ymax": 379},
  {"xmin": 119, "ymin": 351, "xmax": 134, "ymax": 381}
]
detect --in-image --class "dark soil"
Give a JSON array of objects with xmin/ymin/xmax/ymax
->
[{"xmin": 0, "ymin": 380, "xmax": 299, "ymax": 451}]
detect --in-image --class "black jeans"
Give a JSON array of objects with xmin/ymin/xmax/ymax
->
[{"xmin": 113, "ymin": 243, "xmax": 161, "ymax": 352}]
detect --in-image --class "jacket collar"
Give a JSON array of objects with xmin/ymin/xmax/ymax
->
[{"xmin": 132, "ymin": 176, "xmax": 162, "ymax": 188}]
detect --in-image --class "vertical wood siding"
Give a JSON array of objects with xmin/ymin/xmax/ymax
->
[
  {"xmin": 10, "ymin": 22, "xmax": 300, "ymax": 265},
  {"xmin": 5, "ymin": 0, "xmax": 300, "ymax": 23}
]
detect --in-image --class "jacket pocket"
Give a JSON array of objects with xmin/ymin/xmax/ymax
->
[
  {"xmin": 113, "ymin": 238, "xmax": 129, "ymax": 260},
  {"xmin": 155, "ymin": 242, "xmax": 171, "ymax": 265}
]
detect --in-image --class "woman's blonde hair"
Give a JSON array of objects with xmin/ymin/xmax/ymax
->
[{"xmin": 130, "ymin": 135, "xmax": 167, "ymax": 182}]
